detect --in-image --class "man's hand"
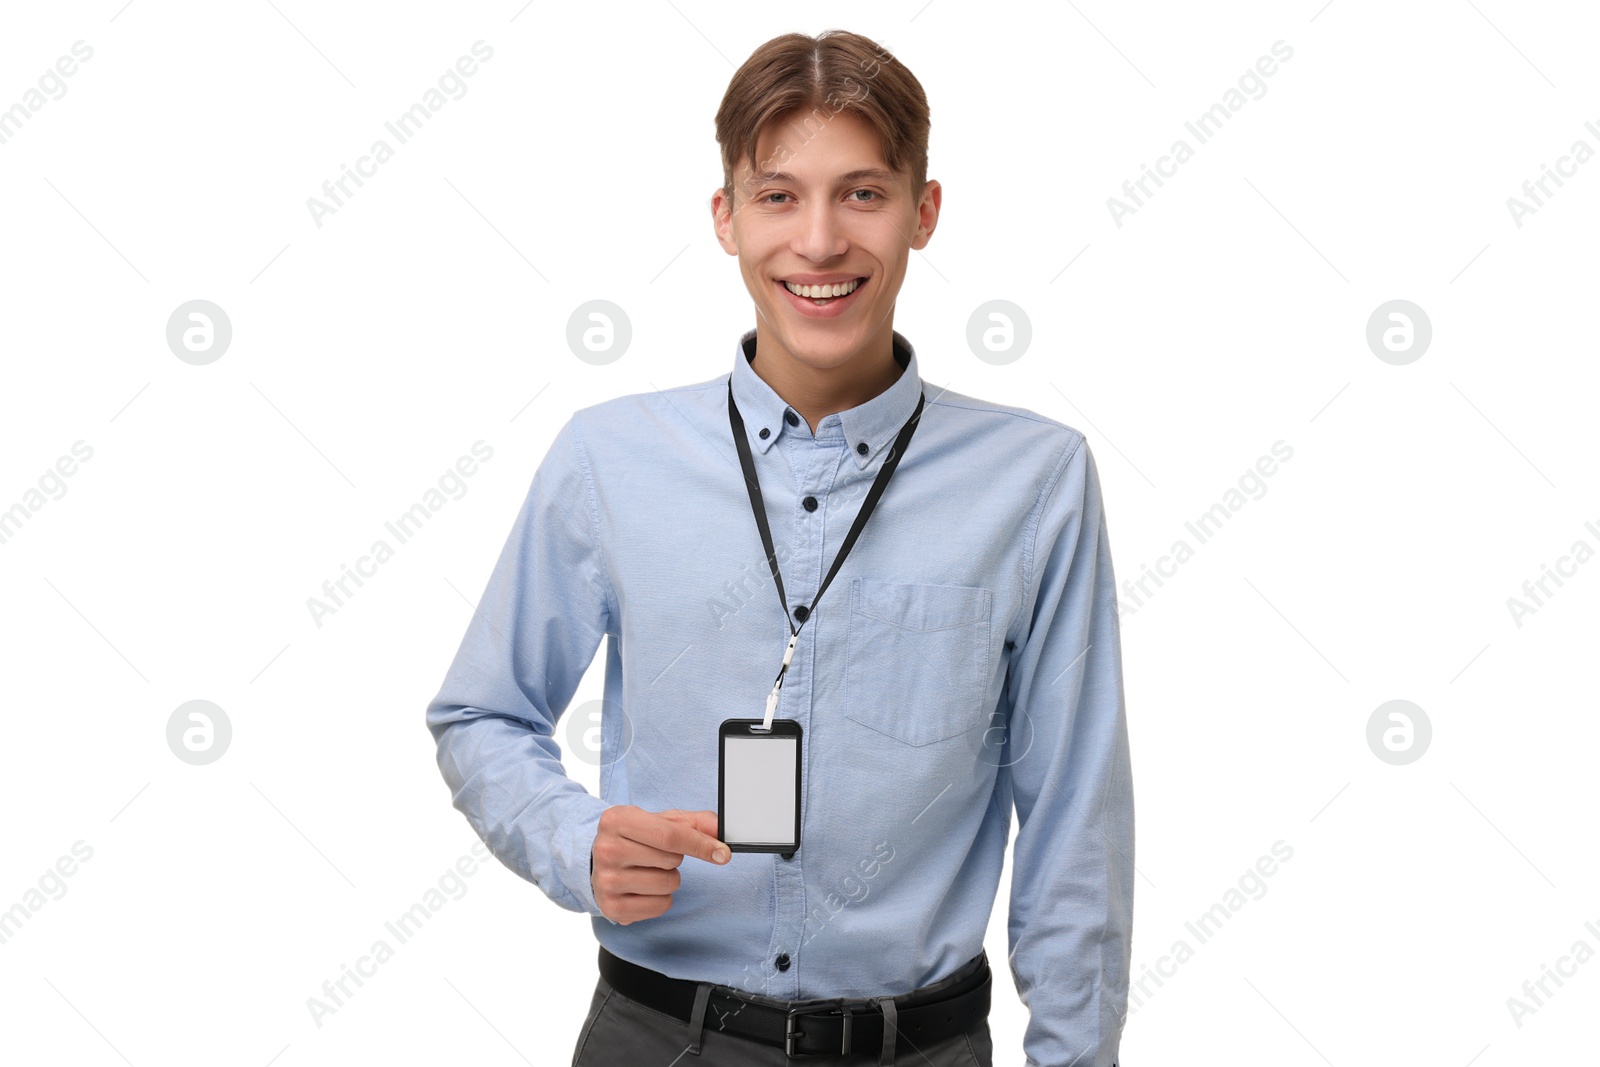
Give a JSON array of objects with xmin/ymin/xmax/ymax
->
[{"xmin": 590, "ymin": 806, "xmax": 730, "ymax": 924}]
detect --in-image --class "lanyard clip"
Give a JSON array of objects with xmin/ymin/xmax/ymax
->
[
  {"xmin": 761, "ymin": 685, "xmax": 781, "ymax": 731},
  {"xmin": 760, "ymin": 629, "xmax": 801, "ymax": 732}
]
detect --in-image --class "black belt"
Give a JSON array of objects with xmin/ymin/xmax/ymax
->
[{"xmin": 597, "ymin": 945, "xmax": 991, "ymax": 1058}]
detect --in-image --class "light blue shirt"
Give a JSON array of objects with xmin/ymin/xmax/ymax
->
[{"xmin": 425, "ymin": 328, "xmax": 1134, "ymax": 1066}]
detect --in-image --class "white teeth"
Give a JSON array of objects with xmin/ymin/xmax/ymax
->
[{"xmin": 783, "ymin": 278, "xmax": 862, "ymax": 298}]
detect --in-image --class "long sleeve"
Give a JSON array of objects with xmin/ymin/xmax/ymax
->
[
  {"xmin": 424, "ymin": 413, "xmax": 617, "ymax": 918},
  {"xmin": 1003, "ymin": 435, "xmax": 1135, "ymax": 1067}
]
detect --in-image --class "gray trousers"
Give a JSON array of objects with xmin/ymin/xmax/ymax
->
[{"xmin": 570, "ymin": 956, "xmax": 994, "ymax": 1067}]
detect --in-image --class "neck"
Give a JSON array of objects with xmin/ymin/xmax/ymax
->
[{"xmin": 748, "ymin": 328, "xmax": 903, "ymax": 433}]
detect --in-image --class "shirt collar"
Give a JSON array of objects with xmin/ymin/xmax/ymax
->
[{"xmin": 729, "ymin": 327, "xmax": 922, "ymax": 470}]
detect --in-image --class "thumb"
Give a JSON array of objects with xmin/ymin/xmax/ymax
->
[
  {"xmin": 684, "ymin": 809, "xmax": 723, "ymax": 844},
  {"xmin": 684, "ymin": 809, "xmax": 729, "ymax": 870},
  {"xmin": 661, "ymin": 809, "xmax": 731, "ymax": 863}
]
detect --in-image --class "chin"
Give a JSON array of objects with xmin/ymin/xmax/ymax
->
[{"xmin": 790, "ymin": 342, "xmax": 867, "ymax": 371}]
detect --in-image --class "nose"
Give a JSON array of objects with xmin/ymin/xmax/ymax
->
[{"xmin": 792, "ymin": 200, "xmax": 847, "ymax": 261}]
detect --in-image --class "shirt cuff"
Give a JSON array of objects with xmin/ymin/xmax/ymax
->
[{"xmin": 555, "ymin": 796, "xmax": 615, "ymax": 922}]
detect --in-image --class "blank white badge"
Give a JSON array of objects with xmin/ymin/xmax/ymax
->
[{"xmin": 723, "ymin": 734, "xmax": 798, "ymax": 846}]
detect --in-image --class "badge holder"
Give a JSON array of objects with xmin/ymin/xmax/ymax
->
[{"xmin": 717, "ymin": 717, "xmax": 802, "ymax": 855}]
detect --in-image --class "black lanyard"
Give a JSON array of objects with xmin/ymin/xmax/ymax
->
[{"xmin": 727, "ymin": 376, "xmax": 926, "ymax": 705}]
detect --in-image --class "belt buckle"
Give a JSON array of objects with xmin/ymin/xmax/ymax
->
[{"xmin": 784, "ymin": 1000, "xmax": 852, "ymax": 1057}]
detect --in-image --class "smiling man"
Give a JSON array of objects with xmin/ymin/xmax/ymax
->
[{"xmin": 426, "ymin": 28, "xmax": 1133, "ymax": 1067}]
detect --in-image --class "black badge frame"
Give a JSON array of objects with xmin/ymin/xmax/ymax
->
[{"xmin": 718, "ymin": 717, "xmax": 803, "ymax": 855}]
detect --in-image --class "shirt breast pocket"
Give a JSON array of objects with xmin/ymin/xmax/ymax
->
[{"xmin": 843, "ymin": 578, "xmax": 995, "ymax": 747}]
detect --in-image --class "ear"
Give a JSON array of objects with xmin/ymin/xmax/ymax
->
[
  {"xmin": 910, "ymin": 178, "xmax": 942, "ymax": 251},
  {"xmin": 710, "ymin": 188, "xmax": 739, "ymax": 256}
]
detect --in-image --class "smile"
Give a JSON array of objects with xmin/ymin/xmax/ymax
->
[{"xmin": 774, "ymin": 276, "xmax": 869, "ymax": 318}]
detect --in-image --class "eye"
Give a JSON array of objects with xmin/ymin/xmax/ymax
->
[
  {"xmin": 849, "ymin": 189, "xmax": 880, "ymax": 202},
  {"xmin": 760, "ymin": 192, "xmax": 792, "ymax": 204}
]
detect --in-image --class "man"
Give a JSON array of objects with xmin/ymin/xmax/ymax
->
[{"xmin": 426, "ymin": 28, "xmax": 1133, "ymax": 1067}]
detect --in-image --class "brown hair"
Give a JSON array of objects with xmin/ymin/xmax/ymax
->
[{"xmin": 715, "ymin": 30, "xmax": 930, "ymax": 208}]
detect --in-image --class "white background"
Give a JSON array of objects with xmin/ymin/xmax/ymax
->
[{"xmin": 1, "ymin": 1, "xmax": 1596, "ymax": 1064}]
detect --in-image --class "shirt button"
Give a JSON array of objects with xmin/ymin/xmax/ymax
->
[
  {"xmin": 802, "ymin": 496, "xmax": 817, "ymax": 511},
  {"xmin": 759, "ymin": 428, "xmax": 771, "ymax": 439},
  {"xmin": 856, "ymin": 442, "xmax": 868, "ymax": 455},
  {"xmin": 784, "ymin": 410, "xmax": 799, "ymax": 426},
  {"xmin": 793, "ymin": 605, "xmax": 809, "ymax": 622},
  {"xmin": 775, "ymin": 953, "xmax": 791, "ymax": 971}
]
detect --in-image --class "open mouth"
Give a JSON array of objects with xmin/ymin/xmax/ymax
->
[{"xmin": 775, "ymin": 276, "xmax": 869, "ymax": 317}]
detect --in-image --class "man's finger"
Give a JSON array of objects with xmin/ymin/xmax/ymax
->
[
  {"xmin": 610, "ymin": 835, "xmax": 691, "ymax": 870},
  {"xmin": 639, "ymin": 811, "xmax": 729, "ymax": 864},
  {"xmin": 681, "ymin": 809, "xmax": 722, "ymax": 842},
  {"xmin": 659, "ymin": 808, "xmax": 722, "ymax": 840}
]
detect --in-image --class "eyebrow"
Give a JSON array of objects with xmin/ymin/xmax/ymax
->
[{"xmin": 750, "ymin": 167, "xmax": 896, "ymax": 188}]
